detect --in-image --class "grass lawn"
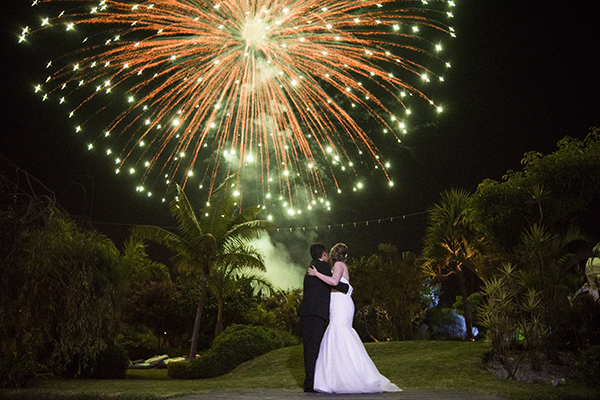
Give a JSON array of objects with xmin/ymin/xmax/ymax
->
[{"xmin": 1, "ymin": 341, "xmax": 598, "ymax": 400}]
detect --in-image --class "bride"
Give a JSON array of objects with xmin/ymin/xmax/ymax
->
[{"xmin": 307, "ymin": 243, "xmax": 402, "ymax": 393}]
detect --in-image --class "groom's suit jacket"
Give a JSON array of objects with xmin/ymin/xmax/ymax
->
[{"xmin": 297, "ymin": 259, "xmax": 349, "ymax": 320}]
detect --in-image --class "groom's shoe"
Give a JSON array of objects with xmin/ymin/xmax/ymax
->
[{"xmin": 304, "ymin": 388, "xmax": 316, "ymax": 393}]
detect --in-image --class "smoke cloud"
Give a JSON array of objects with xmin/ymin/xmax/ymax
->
[{"xmin": 251, "ymin": 229, "xmax": 319, "ymax": 290}]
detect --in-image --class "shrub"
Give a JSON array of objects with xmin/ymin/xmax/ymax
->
[
  {"xmin": 119, "ymin": 325, "xmax": 160, "ymax": 361},
  {"xmin": 427, "ymin": 308, "xmax": 468, "ymax": 340},
  {"xmin": 0, "ymin": 349, "xmax": 35, "ymax": 389},
  {"xmin": 88, "ymin": 341, "xmax": 130, "ymax": 379},
  {"xmin": 167, "ymin": 359, "xmax": 190, "ymax": 378},
  {"xmin": 577, "ymin": 345, "xmax": 600, "ymax": 388},
  {"xmin": 168, "ymin": 324, "xmax": 299, "ymax": 379},
  {"xmin": 65, "ymin": 341, "xmax": 130, "ymax": 379}
]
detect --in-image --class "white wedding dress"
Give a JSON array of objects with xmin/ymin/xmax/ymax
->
[{"xmin": 314, "ymin": 277, "xmax": 402, "ymax": 393}]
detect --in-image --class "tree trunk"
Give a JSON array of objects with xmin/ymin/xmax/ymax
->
[
  {"xmin": 189, "ymin": 272, "xmax": 209, "ymax": 363},
  {"xmin": 458, "ymin": 270, "xmax": 474, "ymax": 340},
  {"xmin": 214, "ymin": 298, "xmax": 224, "ymax": 337},
  {"xmin": 393, "ymin": 310, "xmax": 407, "ymax": 341},
  {"xmin": 363, "ymin": 309, "xmax": 379, "ymax": 342}
]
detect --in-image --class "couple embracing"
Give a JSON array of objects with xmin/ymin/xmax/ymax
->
[{"xmin": 297, "ymin": 242, "xmax": 402, "ymax": 394}]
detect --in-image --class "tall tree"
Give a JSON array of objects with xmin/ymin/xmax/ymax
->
[
  {"xmin": 422, "ymin": 188, "xmax": 486, "ymax": 341},
  {"xmin": 120, "ymin": 239, "xmax": 183, "ymax": 348},
  {"xmin": 468, "ymin": 130, "xmax": 600, "ymax": 351},
  {"xmin": 123, "ymin": 280, "xmax": 185, "ymax": 349},
  {"xmin": 132, "ymin": 176, "xmax": 273, "ymax": 362},
  {"xmin": 2, "ymin": 209, "xmax": 124, "ymax": 375},
  {"xmin": 1, "ymin": 167, "xmax": 125, "ymax": 386},
  {"xmin": 471, "ymin": 128, "xmax": 600, "ymax": 253}
]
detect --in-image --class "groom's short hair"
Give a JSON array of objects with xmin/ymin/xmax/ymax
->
[{"xmin": 310, "ymin": 243, "xmax": 327, "ymax": 260}]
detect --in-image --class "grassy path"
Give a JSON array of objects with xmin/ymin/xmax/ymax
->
[{"xmin": 1, "ymin": 341, "xmax": 598, "ymax": 400}]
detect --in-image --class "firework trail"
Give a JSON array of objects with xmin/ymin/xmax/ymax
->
[{"xmin": 21, "ymin": 0, "xmax": 456, "ymax": 215}]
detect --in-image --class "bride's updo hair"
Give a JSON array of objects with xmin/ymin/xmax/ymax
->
[{"xmin": 329, "ymin": 243, "xmax": 348, "ymax": 264}]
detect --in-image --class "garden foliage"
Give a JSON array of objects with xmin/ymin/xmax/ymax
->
[
  {"xmin": 0, "ymin": 171, "xmax": 126, "ymax": 387},
  {"xmin": 66, "ymin": 341, "xmax": 130, "ymax": 379},
  {"xmin": 168, "ymin": 324, "xmax": 298, "ymax": 379},
  {"xmin": 577, "ymin": 345, "xmax": 600, "ymax": 388}
]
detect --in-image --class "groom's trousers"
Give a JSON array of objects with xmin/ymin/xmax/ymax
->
[{"xmin": 301, "ymin": 315, "xmax": 327, "ymax": 391}]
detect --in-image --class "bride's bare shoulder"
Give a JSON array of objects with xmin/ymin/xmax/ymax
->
[{"xmin": 333, "ymin": 261, "xmax": 349, "ymax": 276}]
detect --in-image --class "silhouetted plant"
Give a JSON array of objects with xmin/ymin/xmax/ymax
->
[{"xmin": 478, "ymin": 263, "xmax": 547, "ymax": 377}]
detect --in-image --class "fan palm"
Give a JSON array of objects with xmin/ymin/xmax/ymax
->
[{"xmin": 132, "ymin": 175, "xmax": 274, "ymax": 362}]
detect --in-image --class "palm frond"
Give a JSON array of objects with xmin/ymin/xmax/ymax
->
[
  {"xmin": 201, "ymin": 175, "xmax": 238, "ymax": 237},
  {"xmin": 131, "ymin": 224, "xmax": 187, "ymax": 254},
  {"xmin": 216, "ymin": 251, "xmax": 266, "ymax": 272},
  {"xmin": 170, "ymin": 184, "xmax": 202, "ymax": 238},
  {"xmin": 222, "ymin": 220, "xmax": 274, "ymax": 244},
  {"xmin": 233, "ymin": 204, "xmax": 263, "ymax": 225}
]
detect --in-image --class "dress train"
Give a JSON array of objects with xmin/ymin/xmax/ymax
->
[{"xmin": 314, "ymin": 277, "xmax": 402, "ymax": 393}]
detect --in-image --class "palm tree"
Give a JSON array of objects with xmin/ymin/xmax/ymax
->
[
  {"xmin": 121, "ymin": 238, "xmax": 171, "ymax": 284},
  {"xmin": 210, "ymin": 241, "xmax": 274, "ymax": 337},
  {"xmin": 132, "ymin": 176, "xmax": 274, "ymax": 362},
  {"xmin": 422, "ymin": 188, "xmax": 486, "ymax": 341}
]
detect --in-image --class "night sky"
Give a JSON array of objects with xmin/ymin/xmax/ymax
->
[{"xmin": 2, "ymin": 0, "xmax": 599, "ymax": 288}]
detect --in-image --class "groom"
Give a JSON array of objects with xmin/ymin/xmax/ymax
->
[{"xmin": 297, "ymin": 242, "xmax": 349, "ymax": 392}]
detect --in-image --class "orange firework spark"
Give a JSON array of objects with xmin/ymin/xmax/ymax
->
[{"xmin": 22, "ymin": 0, "xmax": 456, "ymax": 213}]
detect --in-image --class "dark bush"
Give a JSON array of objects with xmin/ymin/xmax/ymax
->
[
  {"xmin": 0, "ymin": 349, "xmax": 35, "ymax": 389},
  {"xmin": 577, "ymin": 345, "xmax": 600, "ymax": 387},
  {"xmin": 89, "ymin": 341, "xmax": 130, "ymax": 379},
  {"xmin": 426, "ymin": 308, "xmax": 468, "ymax": 340},
  {"xmin": 168, "ymin": 324, "xmax": 298, "ymax": 379},
  {"xmin": 119, "ymin": 325, "xmax": 160, "ymax": 361},
  {"xmin": 66, "ymin": 341, "xmax": 130, "ymax": 379}
]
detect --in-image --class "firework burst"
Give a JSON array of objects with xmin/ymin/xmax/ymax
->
[{"xmin": 21, "ymin": 0, "xmax": 456, "ymax": 215}]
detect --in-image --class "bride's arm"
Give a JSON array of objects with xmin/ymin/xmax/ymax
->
[{"xmin": 308, "ymin": 261, "xmax": 344, "ymax": 285}]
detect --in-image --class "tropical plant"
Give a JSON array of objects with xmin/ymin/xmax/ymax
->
[
  {"xmin": 469, "ymin": 131, "xmax": 600, "ymax": 354},
  {"xmin": 122, "ymin": 280, "xmax": 186, "ymax": 349},
  {"xmin": 1, "ymin": 167, "xmax": 129, "ymax": 385},
  {"xmin": 131, "ymin": 176, "xmax": 273, "ymax": 362},
  {"xmin": 478, "ymin": 221, "xmax": 590, "ymax": 371},
  {"xmin": 352, "ymin": 245, "xmax": 430, "ymax": 341},
  {"xmin": 120, "ymin": 238, "xmax": 184, "ymax": 348},
  {"xmin": 421, "ymin": 188, "xmax": 488, "ymax": 341},
  {"xmin": 2, "ymin": 209, "xmax": 125, "ymax": 377},
  {"xmin": 250, "ymin": 288, "xmax": 303, "ymax": 336},
  {"xmin": 471, "ymin": 127, "xmax": 600, "ymax": 253},
  {"xmin": 513, "ymin": 223, "xmax": 589, "ymax": 354},
  {"xmin": 210, "ymin": 241, "xmax": 274, "ymax": 337},
  {"xmin": 478, "ymin": 263, "xmax": 547, "ymax": 377},
  {"xmin": 121, "ymin": 238, "xmax": 171, "ymax": 284},
  {"xmin": 273, "ymin": 288, "xmax": 303, "ymax": 335}
]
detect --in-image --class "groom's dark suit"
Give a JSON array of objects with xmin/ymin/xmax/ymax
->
[{"xmin": 297, "ymin": 258, "xmax": 349, "ymax": 392}]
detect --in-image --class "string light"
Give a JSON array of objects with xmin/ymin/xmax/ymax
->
[{"xmin": 274, "ymin": 210, "xmax": 429, "ymax": 232}]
